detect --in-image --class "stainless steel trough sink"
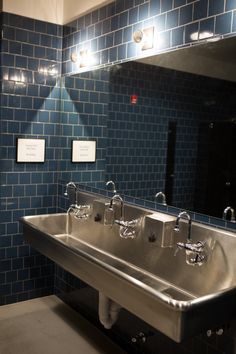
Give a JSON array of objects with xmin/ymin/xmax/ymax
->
[{"xmin": 20, "ymin": 201, "xmax": 236, "ymax": 342}]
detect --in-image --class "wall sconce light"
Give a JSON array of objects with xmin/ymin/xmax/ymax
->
[
  {"xmin": 133, "ymin": 26, "xmax": 154, "ymax": 50},
  {"xmin": 70, "ymin": 52, "xmax": 78, "ymax": 63},
  {"xmin": 80, "ymin": 50, "xmax": 88, "ymax": 67}
]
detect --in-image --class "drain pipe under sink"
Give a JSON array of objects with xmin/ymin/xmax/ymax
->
[{"xmin": 98, "ymin": 292, "xmax": 121, "ymax": 329}]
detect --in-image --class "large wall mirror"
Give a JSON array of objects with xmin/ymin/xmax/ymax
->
[{"xmin": 63, "ymin": 36, "xmax": 236, "ymax": 221}]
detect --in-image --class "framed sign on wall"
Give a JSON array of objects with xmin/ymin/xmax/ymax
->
[
  {"xmin": 16, "ymin": 138, "xmax": 46, "ymax": 163},
  {"xmin": 72, "ymin": 140, "xmax": 96, "ymax": 163}
]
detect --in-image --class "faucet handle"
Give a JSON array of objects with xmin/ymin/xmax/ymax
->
[
  {"xmin": 174, "ymin": 225, "xmax": 180, "ymax": 232},
  {"xmin": 104, "ymin": 204, "xmax": 115, "ymax": 226}
]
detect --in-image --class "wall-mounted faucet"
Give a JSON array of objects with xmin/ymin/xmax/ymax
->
[
  {"xmin": 64, "ymin": 181, "xmax": 77, "ymax": 205},
  {"xmin": 155, "ymin": 191, "xmax": 167, "ymax": 205},
  {"xmin": 223, "ymin": 206, "xmax": 235, "ymax": 222},
  {"xmin": 104, "ymin": 180, "xmax": 123, "ymax": 225},
  {"xmin": 174, "ymin": 211, "xmax": 192, "ymax": 241},
  {"xmin": 64, "ymin": 182, "xmax": 91, "ymax": 219},
  {"xmin": 105, "ymin": 180, "xmax": 140, "ymax": 238},
  {"xmin": 106, "ymin": 180, "xmax": 117, "ymax": 194},
  {"xmin": 174, "ymin": 211, "xmax": 207, "ymax": 266}
]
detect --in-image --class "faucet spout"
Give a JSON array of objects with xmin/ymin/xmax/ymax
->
[
  {"xmin": 155, "ymin": 191, "xmax": 167, "ymax": 205},
  {"xmin": 223, "ymin": 206, "xmax": 235, "ymax": 222},
  {"xmin": 106, "ymin": 180, "xmax": 117, "ymax": 194},
  {"xmin": 174, "ymin": 211, "xmax": 192, "ymax": 241}
]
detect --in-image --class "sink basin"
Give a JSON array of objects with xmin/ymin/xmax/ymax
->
[{"xmin": 20, "ymin": 199, "xmax": 236, "ymax": 342}]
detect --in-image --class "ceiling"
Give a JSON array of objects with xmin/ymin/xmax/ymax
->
[{"xmin": 2, "ymin": 0, "xmax": 112, "ymax": 24}]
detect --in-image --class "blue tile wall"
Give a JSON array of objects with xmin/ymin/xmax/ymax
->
[
  {"xmin": 57, "ymin": 69, "xmax": 109, "ymax": 193},
  {"xmin": 0, "ymin": 13, "xmax": 62, "ymax": 305},
  {"xmin": 62, "ymin": 0, "xmax": 236, "ymax": 76},
  {"xmin": 1, "ymin": 3, "xmax": 236, "ymax": 354}
]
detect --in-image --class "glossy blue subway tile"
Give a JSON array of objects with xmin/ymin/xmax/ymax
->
[
  {"xmin": 28, "ymin": 32, "xmax": 40, "ymax": 45},
  {"xmin": 179, "ymin": 3, "xmax": 193, "ymax": 25},
  {"xmin": 128, "ymin": 7, "xmax": 139, "ymax": 25},
  {"xmin": 166, "ymin": 9, "xmax": 179, "ymax": 29},
  {"xmin": 9, "ymin": 95, "xmax": 21, "ymax": 108},
  {"xmin": 233, "ymin": 11, "xmax": 236, "ymax": 31},
  {"xmin": 226, "ymin": 0, "xmax": 236, "ymax": 11},
  {"xmin": 25, "ymin": 185, "xmax": 37, "ymax": 196},
  {"xmin": 32, "ymin": 123, "xmax": 44, "ymax": 135},
  {"xmin": 154, "ymin": 13, "xmax": 166, "ymax": 31},
  {"xmin": 12, "ymin": 258, "xmax": 23, "ymax": 270},
  {"xmin": 35, "ymin": 46, "xmax": 46, "ymax": 59},
  {"xmin": 8, "ymin": 122, "xmax": 20, "ymax": 134},
  {"xmin": 116, "ymin": 0, "xmax": 126, "ymax": 14},
  {"xmin": 28, "ymin": 84, "xmax": 39, "ymax": 97},
  {"xmin": 0, "ymin": 284, "xmax": 11, "ymax": 296},
  {"xmin": 28, "ymin": 58, "xmax": 39, "ymax": 71},
  {"xmin": 127, "ymin": 42, "xmax": 137, "ymax": 58},
  {"xmin": 1, "ymin": 185, "xmax": 13, "ymax": 197},
  {"xmin": 3, "ymin": 26, "xmax": 15, "ymax": 40},
  {"xmin": 19, "ymin": 173, "xmax": 31, "ymax": 184},
  {"xmin": 185, "ymin": 22, "xmax": 199, "ymax": 43},
  {"xmin": 209, "ymin": 0, "xmax": 225, "ymax": 16},
  {"xmin": 15, "ymin": 56, "xmax": 27, "ymax": 69},
  {"xmin": 158, "ymin": 30, "xmax": 171, "ymax": 49},
  {"xmin": 21, "ymin": 97, "xmax": 33, "ymax": 109},
  {"xmin": 2, "ymin": 40, "xmax": 9, "ymax": 53},
  {"xmin": 193, "ymin": 0, "xmax": 208, "ymax": 21},
  {"xmin": 94, "ymin": 22, "xmax": 102, "ymax": 37},
  {"xmin": 118, "ymin": 44, "xmax": 127, "ymax": 60},
  {"xmin": 2, "ymin": 54, "xmax": 15, "ymax": 66},
  {"xmin": 22, "ymin": 17, "xmax": 35, "ymax": 31},
  {"xmin": 174, "ymin": 0, "xmax": 186, "ymax": 7},
  {"xmin": 150, "ymin": 0, "xmax": 160, "ymax": 16},
  {"xmin": 13, "ymin": 186, "xmax": 25, "ymax": 197},
  {"xmin": 215, "ymin": 12, "xmax": 232, "ymax": 34},
  {"xmin": 199, "ymin": 17, "xmax": 214, "ymax": 36},
  {"xmin": 9, "ymin": 42, "xmax": 21, "ymax": 55},
  {"xmin": 103, "ymin": 18, "xmax": 111, "ymax": 34},
  {"xmin": 161, "ymin": 0, "xmax": 173, "ymax": 12},
  {"xmin": 15, "ymin": 29, "xmax": 28, "ymax": 42},
  {"xmin": 7, "ymin": 174, "xmax": 18, "ymax": 184},
  {"xmin": 35, "ymin": 20, "xmax": 48, "ymax": 34},
  {"xmin": 45, "ymin": 99, "xmax": 56, "ymax": 111},
  {"xmin": 40, "ymin": 34, "xmax": 52, "ymax": 47},
  {"xmin": 139, "ymin": 3, "xmax": 149, "ymax": 21},
  {"xmin": 22, "ymin": 44, "xmax": 34, "ymax": 57}
]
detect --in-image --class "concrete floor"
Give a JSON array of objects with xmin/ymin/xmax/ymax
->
[{"xmin": 0, "ymin": 295, "xmax": 126, "ymax": 354}]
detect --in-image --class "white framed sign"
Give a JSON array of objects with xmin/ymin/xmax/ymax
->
[
  {"xmin": 72, "ymin": 140, "xmax": 96, "ymax": 163},
  {"xmin": 16, "ymin": 138, "xmax": 45, "ymax": 163}
]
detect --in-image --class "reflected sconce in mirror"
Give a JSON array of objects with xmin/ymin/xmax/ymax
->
[
  {"xmin": 190, "ymin": 31, "xmax": 222, "ymax": 42},
  {"xmin": 38, "ymin": 65, "xmax": 58, "ymax": 77},
  {"xmin": 133, "ymin": 26, "xmax": 154, "ymax": 50},
  {"xmin": 6, "ymin": 70, "xmax": 26, "ymax": 86}
]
